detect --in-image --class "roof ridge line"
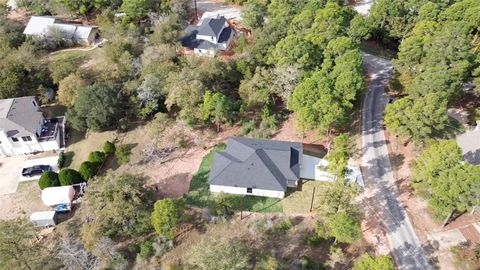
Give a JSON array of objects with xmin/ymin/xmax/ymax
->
[{"xmin": 255, "ymin": 149, "xmax": 287, "ymax": 190}]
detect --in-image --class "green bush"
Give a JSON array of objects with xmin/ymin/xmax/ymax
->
[
  {"xmin": 57, "ymin": 151, "xmax": 66, "ymax": 168},
  {"xmin": 103, "ymin": 141, "xmax": 116, "ymax": 155},
  {"xmin": 139, "ymin": 240, "xmax": 154, "ymax": 258},
  {"xmin": 116, "ymin": 145, "xmax": 132, "ymax": 165},
  {"xmin": 38, "ymin": 171, "xmax": 60, "ymax": 190},
  {"xmin": 59, "ymin": 169, "xmax": 85, "ymax": 186},
  {"xmin": 79, "ymin": 161, "xmax": 99, "ymax": 180},
  {"xmin": 88, "ymin": 151, "xmax": 106, "ymax": 164}
]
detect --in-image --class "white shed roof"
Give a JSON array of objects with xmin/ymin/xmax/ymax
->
[
  {"xmin": 30, "ymin": 211, "xmax": 56, "ymax": 221},
  {"xmin": 41, "ymin": 186, "xmax": 75, "ymax": 206},
  {"xmin": 23, "ymin": 16, "xmax": 56, "ymax": 35},
  {"xmin": 23, "ymin": 16, "xmax": 96, "ymax": 40}
]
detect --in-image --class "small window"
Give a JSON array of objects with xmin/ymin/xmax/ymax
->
[
  {"xmin": 32, "ymin": 100, "xmax": 37, "ymax": 107},
  {"xmin": 11, "ymin": 137, "xmax": 18, "ymax": 142},
  {"xmin": 22, "ymin": 136, "xmax": 32, "ymax": 142},
  {"xmin": 247, "ymin": 188, "xmax": 253, "ymax": 194}
]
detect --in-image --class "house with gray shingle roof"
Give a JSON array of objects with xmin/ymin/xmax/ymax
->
[
  {"xmin": 181, "ymin": 15, "xmax": 235, "ymax": 57},
  {"xmin": 0, "ymin": 97, "xmax": 65, "ymax": 157},
  {"xmin": 209, "ymin": 137, "xmax": 364, "ymax": 198}
]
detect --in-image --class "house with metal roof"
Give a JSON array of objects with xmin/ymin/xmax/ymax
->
[
  {"xmin": 0, "ymin": 97, "xmax": 65, "ymax": 157},
  {"xmin": 181, "ymin": 15, "xmax": 235, "ymax": 57},
  {"xmin": 23, "ymin": 16, "xmax": 99, "ymax": 45},
  {"xmin": 208, "ymin": 137, "xmax": 364, "ymax": 198}
]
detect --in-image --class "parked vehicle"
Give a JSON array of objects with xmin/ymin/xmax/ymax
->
[
  {"xmin": 30, "ymin": 211, "xmax": 57, "ymax": 227},
  {"xmin": 21, "ymin": 165, "xmax": 52, "ymax": 177}
]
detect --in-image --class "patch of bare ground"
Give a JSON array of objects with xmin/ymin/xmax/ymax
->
[
  {"xmin": 273, "ymin": 115, "xmax": 328, "ymax": 145},
  {"xmin": 114, "ymin": 121, "xmax": 240, "ymax": 199},
  {"xmin": 161, "ymin": 212, "xmax": 371, "ymax": 269},
  {"xmin": 0, "ymin": 181, "xmax": 50, "ymax": 220}
]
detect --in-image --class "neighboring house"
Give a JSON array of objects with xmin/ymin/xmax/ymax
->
[
  {"xmin": 181, "ymin": 15, "xmax": 235, "ymax": 57},
  {"xmin": 23, "ymin": 16, "xmax": 99, "ymax": 45},
  {"xmin": 208, "ymin": 137, "xmax": 363, "ymax": 199},
  {"xmin": 0, "ymin": 97, "xmax": 65, "ymax": 157}
]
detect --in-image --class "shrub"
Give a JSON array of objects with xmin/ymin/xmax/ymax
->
[
  {"xmin": 79, "ymin": 161, "xmax": 99, "ymax": 180},
  {"xmin": 59, "ymin": 169, "xmax": 85, "ymax": 186},
  {"xmin": 38, "ymin": 171, "xmax": 60, "ymax": 190},
  {"xmin": 58, "ymin": 151, "xmax": 66, "ymax": 168},
  {"xmin": 103, "ymin": 141, "xmax": 116, "ymax": 155},
  {"xmin": 139, "ymin": 240, "xmax": 154, "ymax": 258},
  {"xmin": 116, "ymin": 145, "xmax": 132, "ymax": 165},
  {"xmin": 270, "ymin": 218, "xmax": 294, "ymax": 235},
  {"xmin": 88, "ymin": 151, "xmax": 106, "ymax": 164}
]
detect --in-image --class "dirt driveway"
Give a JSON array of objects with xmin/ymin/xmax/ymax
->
[{"xmin": 0, "ymin": 156, "xmax": 27, "ymax": 195}]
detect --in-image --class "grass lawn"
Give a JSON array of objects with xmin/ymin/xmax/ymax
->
[
  {"xmin": 282, "ymin": 180, "xmax": 331, "ymax": 214},
  {"xmin": 66, "ymin": 129, "xmax": 115, "ymax": 169},
  {"xmin": 185, "ymin": 145, "xmax": 283, "ymax": 213}
]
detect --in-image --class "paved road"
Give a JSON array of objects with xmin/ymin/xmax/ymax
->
[{"xmin": 361, "ymin": 53, "xmax": 432, "ymax": 270}]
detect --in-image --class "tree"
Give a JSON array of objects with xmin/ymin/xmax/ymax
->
[
  {"xmin": 59, "ymin": 168, "xmax": 85, "ymax": 186},
  {"xmin": 80, "ymin": 173, "xmax": 152, "ymax": 250},
  {"xmin": 411, "ymin": 140, "xmax": 462, "ymax": 191},
  {"xmin": 150, "ymin": 199, "xmax": 183, "ymax": 239},
  {"xmin": 384, "ymin": 94, "xmax": 449, "ymax": 142},
  {"xmin": 149, "ymin": 14, "xmax": 183, "ymax": 45},
  {"xmin": 88, "ymin": 151, "xmax": 106, "ymax": 164},
  {"xmin": 66, "ymin": 82, "xmax": 123, "ymax": 131},
  {"xmin": 353, "ymin": 254, "xmax": 395, "ymax": 270},
  {"xmin": 326, "ymin": 134, "xmax": 351, "ymax": 179},
  {"xmin": 58, "ymin": 72, "xmax": 87, "ymax": 107},
  {"xmin": 49, "ymin": 53, "xmax": 85, "ymax": 84},
  {"xmin": 317, "ymin": 180, "xmax": 359, "ymax": 217},
  {"xmin": 187, "ymin": 238, "xmax": 252, "ymax": 270},
  {"xmin": 56, "ymin": 0, "xmax": 93, "ymax": 14},
  {"xmin": 327, "ymin": 211, "xmax": 362, "ymax": 244},
  {"xmin": 268, "ymin": 34, "xmax": 320, "ymax": 69},
  {"xmin": 0, "ymin": 218, "xmax": 60, "ymax": 270},
  {"xmin": 202, "ymin": 91, "xmax": 235, "ymax": 131},
  {"xmin": 243, "ymin": 0, "xmax": 268, "ymax": 29},
  {"xmin": 103, "ymin": 141, "xmax": 116, "ymax": 155},
  {"xmin": 79, "ymin": 161, "xmax": 99, "ymax": 180},
  {"xmin": 429, "ymin": 164, "xmax": 480, "ymax": 219},
  {"xmin": 270, "ymin": 65, "xmax": 302, "ymax": 107},
  {"xmin": 38, "ymin": 171, "xmax": 60, "ymax": 190},
  {"xmin": 121, "ymin": 0, "xmax": 156, "ymax": 21},
  {"xmin": 239, "ymin": 67, "xmax": 273, "ymax": 107}
]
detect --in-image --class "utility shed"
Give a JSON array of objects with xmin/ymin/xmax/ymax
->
[
  {"xmin": 41, "ymin": 185, "xmax": 75, "ymax": 207},
  {"xmin": 30, "ymin": 211, "xmax": 57, "ymax": 227}
]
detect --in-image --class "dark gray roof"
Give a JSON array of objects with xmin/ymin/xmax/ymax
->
[
  {"xmin": 197, "ymin": 16, "xmax": 226, "ymax": 37},
  {"xmin": 0, "ymin": 97, "xmax": 43, "ymax": 137},
  {"xmin": 209, "ymin": 137, "xmax": 303, "ymax": 191},
  {"xmin": 181, "ymin": 25, "xmax": 232, "ymax": 50}
]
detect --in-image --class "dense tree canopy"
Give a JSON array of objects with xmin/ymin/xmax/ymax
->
[{"xmin": 151, "ymin": 199, "xmax": 183, "ymax": 239}]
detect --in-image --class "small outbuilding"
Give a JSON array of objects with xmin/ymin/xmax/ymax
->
[
  {"xmin": 41, "ymin": 185, "xmax": 75, "ymax": 207},
  {"xmin": 30, "ymin": 211, "xmax": 57, "ymax": 227}
]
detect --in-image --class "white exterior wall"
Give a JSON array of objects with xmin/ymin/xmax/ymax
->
[
  {"xmin": 194, "ymin": 48, "xmax": 215, "ymax": 57},
  {"xmin": 39, "ymin": 140, "xmax": 60, "ymax": 151},
  {"xmin": 0, "ymin": 130, "xmax": 60, "ymax": 157},
  {"xmin": 197, "ymin": 34, "xmax": 217, "ymax": 44},
  {"xmin": 210, "ymin": 184, "xmax": 285, "ymax": 199}
]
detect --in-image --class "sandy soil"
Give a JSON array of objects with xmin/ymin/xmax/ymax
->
[{"xmin": 0, "ymin": 181, "xmax": 50, "ymax": 220}]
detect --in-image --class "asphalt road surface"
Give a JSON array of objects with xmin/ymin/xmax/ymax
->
[{"xmin": 361, "ymin": 53, "xmax": 432, "ymax": 270}]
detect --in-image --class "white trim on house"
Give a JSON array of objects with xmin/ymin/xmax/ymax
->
[{"xmin": 210, "ymin": 185, "xmax": 285, "ymax": 199}]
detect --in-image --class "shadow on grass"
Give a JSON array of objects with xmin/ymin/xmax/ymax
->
[
  {"xmin": 184, "ymin": 144, "xmax": 283, "ymax": 213},
  {"xmin": 63, "ymin": 151, "xmax": 75, "ymax": 167}
]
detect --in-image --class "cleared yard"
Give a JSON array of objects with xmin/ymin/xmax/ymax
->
[
  {"xmin": 0, "ymin": 155, "xmax": 27, "ymax": 195},
  {"xmin": 66, "ymin": 129, "xmax": 115, "ymax": 169},
  {"xmin": 282, "ymin": 180, "xmax": 330, "ymax": 215},
  {"xmin": 0, "ymin": 181, "xmax": 50, "ymax": 220}
]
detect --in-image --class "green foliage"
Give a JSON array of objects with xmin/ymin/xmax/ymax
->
[
  {"xmin": 0, "ymin": 219, "xmax": 60, "ymax": 270},
  {"xmin": 88, "ymin": 151, "xmax": 106, "ymax": 164},
  {"xmin": 269, "ymin": 34, "xmax": 320, "ymax": 69},
  {"xmin": 104, "ymin": 40, "xmax": 134, "ymax": 63},
  {"xmin": 48, "ymin": 53, "xmax": 86, "ymax": 84},
  {"xmin": 327, "ymin": 211, "xmax": 362, "ymax": 244},
  {"xmin": 59, "ymin": 168, "xmax": 85, "ymax": 186},
  {"xmin": 80, "ymin": 173, "xmax": 152, "ymax": 250},
  {"xmin": 202, "ymin": 90, "xmax": 236, "ymax": 130},
  {"xmin": 411, "ymin": 140, "xmax": 462, "ymax": 191},
  {"xmin": 57, "ymin": 151, "xmax": 66, "ymax": 168},
  {"xmin": 79, "ymin": 161, "xmax": 99, "ymax": 180},
  {"xmin": 115, "ymin": 144, "xmax": 132, "ymax": 165},
  {"xmin": 239, "ymin": 67, "xmax": 273, "ymax": 107},
  {"xmin": 58, "ymin": 72, "xmax": 87, "ymax": 107},
  {"xmin": 38, "ymin": 171, "xmax": 60, "ymax": 190},
  {"xmin": 103, "ymin": 141, "xmax": 116, "ymax": 155},
  {"xmin": 139, "ymin": 240, "xmax": 154, "ymax": 258},
  {"xmin": 353, "ymin": 254, "xmax": 395, "ymax": 270},
  {"xmin": 186, "ymin": 238, "xmax": 252, "ymax": 270},
  {"xmin": 149, "ymin": 14, "xmax": 183, "ymax": 45},
  {"xmin": 269, "ymin": 218, "xmax": 294, "ymax": 236},
  {"xmin": 66, "ymin": 82, "xmax": 123, "ymax": 131},
  {"xmin": 326, "ymin": 134, "xmax": 351, "ymax": 179},
  {"xmin": 56, "ymin": 0, "xmax": 93, "ymax": 14},
  {"xmin": 243, "ymin": 0, "xmax": 268, "ymax": 29},
  {"xmin": 151, "ymin": 199, "xmax": 183, "ymax": 239},
  {"xmin": 255, "ymin": 255, "xmax": 280, "ymax": 270},
  {"xmin": 384, "ymin": 94, "xmax": 449, "ymax": 142},
  {"xmin": 121, "ymin": 0, "xmax": 163, "ymax": 21}
]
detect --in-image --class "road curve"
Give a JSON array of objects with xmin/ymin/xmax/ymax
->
[{"xmin": 361, "ymin": 53, "xmax": 432, "ymax": 270}]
